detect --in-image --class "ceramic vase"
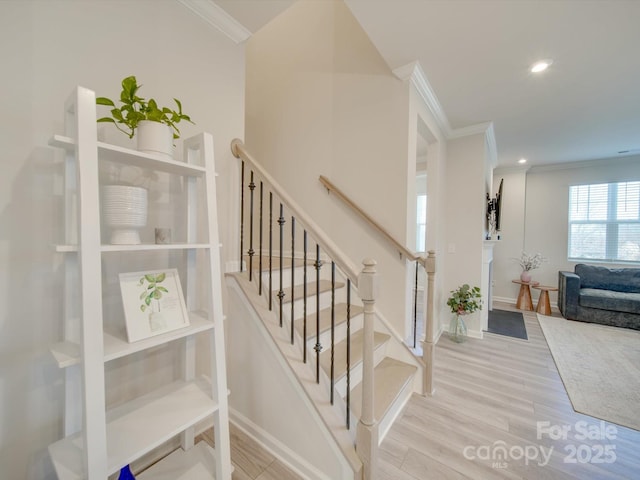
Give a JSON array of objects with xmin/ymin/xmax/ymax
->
[
  {"xmin": 449, "ymin": 314, "xmax": 468, "ymax": 343},
  {"xmin": 102, "ymin": 185, "xmax": 148, "ymax": 244},
  {"xmin": 137, "ymin": 120, "xmax": 174, "ymax": 159},
  {"xmin": 520, "ymin": 270, "xmax": 532, "ymax": 283}
]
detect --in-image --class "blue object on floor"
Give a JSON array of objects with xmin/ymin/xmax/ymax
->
[{"xmin": 118, "ymin": 465, "xmax": 136, "ymax": 480}]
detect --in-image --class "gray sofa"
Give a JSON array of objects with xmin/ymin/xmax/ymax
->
[{"xmin": 558, "ymin": 264, "xmax": 640, "ymax": 329}]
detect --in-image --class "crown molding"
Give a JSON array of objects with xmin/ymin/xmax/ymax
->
[
  {"xmin": 393, "ymin": 61, "xmax": 451, "ymax": 137},
  {"xmin": 177, "ymin": 0, "xmax": 251, "ymax": 44},
  {"xmin": 393, "ymin": 61, "xmax": 497, "ymax": 166},
  {"xmin": 528, "ymin": 153, "xmax": 640, "ymax": 173}
]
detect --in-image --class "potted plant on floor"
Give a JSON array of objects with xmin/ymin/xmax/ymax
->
[
  {"xmin": 446, "ymin": 284, "xmax": 482, "ymax": 343},
  {"xmin": 96, "ymin": 75, "xmax": 194, "ymax": 158}
]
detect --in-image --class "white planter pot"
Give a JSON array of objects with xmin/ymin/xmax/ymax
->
[
  {"xmin": 102, "ymin": 185, "xmax": 148, "ymax": 244},
  {"xmin": 137, "ymin": 120, "xmax": 174, "ymax": 159}
]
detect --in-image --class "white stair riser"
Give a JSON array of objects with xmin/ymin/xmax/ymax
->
[
  {"xmin": 278, "ymin": 289, "xmax": 350, "ymax": 320},
  {"xmin": 304, "ymin": 314, "xmax": 364, "ymax": 350},
  {"xmin": 260, "ymin": 265, "xmax": 315, "ymax": 290},
  {"xmin": 332, "ymin": 341, "xmax": 389, "ymax": 398}
]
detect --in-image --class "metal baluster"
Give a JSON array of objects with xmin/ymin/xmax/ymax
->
[
  {"xmin": 259, "ymin": 181, "xmax": 263, "ymax": 295},
  {"xmin": 346, "ymin": 279, "xmax": 351, "ymax": 429},
  {"xmin": 240, "ymin": 161, "xmax": 244, "ymax": 272},
  {"xmin": 330, "ymin": 261, "xmax": 335, "ymax": 404},
  {"xmin": 269, "ymin": 192, "xmax": 273, "ymax": 310},
  {"xmin": 291, "ymin": 216, "xmax": 296, "ymax": 344},
  {"xmin": 413, "ymin": 260, "xmax": 419, "ymax": 348},
  {"xmin": 303, "ymin": 230, "xmax": 308, "ymax": 363},
  {"xmin": 248, "ymin": 171, "xmax": 255, "ymax": 281},
  {"xmin": 314, "ymin": 244, "xmax": 323, "ymax": 383},
  {"xmin": 277, "ymin": 204, "xmax": 285, "ymax": 327}
]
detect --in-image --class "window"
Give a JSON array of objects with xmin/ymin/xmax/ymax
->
[
  {"xmin": 568, "ymin": 181, "xmax": 640, "ymax": 263},
  {"xmin": 416, "ymin": 194, "xmax": 427, "ymax": 253}
]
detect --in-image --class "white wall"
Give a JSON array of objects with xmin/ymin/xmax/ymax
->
[
  {"xmin": 0, "ymin": 1, "xmax": 244, "ymax": 478},
  {"xmin": 491, "ymin": 167, "xmax": 528, "ymax": 302},
  {"xmin": 226, "ymin": 279, "xmax": 353, "ymax": 480},
  {"xmin": 244, "ymin": 0, "xmax": 412, "ymax": 338},
  {"xmin": 492, "ymin": 155, "xmax": 640, "ymax": 305},
  {"xmin": 444, "ymin": 134, "xmax": 486, "ymax": 336}
]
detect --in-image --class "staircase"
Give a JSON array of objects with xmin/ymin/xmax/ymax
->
[
  {"xmin": 227, "ymin": 255, "xmax": 419, "ymax": 478},
  {"xmin": 227, "ymin": 139, "xmax": 431, "ymax": 480}
]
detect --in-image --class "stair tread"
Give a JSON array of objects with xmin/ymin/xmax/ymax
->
[
  {"xmin": 319, "ymin": 329, "xmax": 390, "ymax": 380},
  {"xmin": 349, "ymin": 357, "xmax": 417, "ymax": 421},
  {"xmin": 295, "ymin": 303, "xmax": 364, "ymax": 340}
]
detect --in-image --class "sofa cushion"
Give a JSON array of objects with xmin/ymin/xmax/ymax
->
[
  {"xmin": 575, "ymin": 264, "xmax": 640, "ymax": 293},
  {"xmin": 579, "ymin": 288, "xmax": 640, "ymax": 314}
]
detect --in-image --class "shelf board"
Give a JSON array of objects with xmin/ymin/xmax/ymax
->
[
  {"xmin": 137, "ymin": 441, "xmax": 221, "ymax": 479},
  {"xmin": 49, "ymin": 378, "xmax": 218, "ymax": 479},
  {"xmin": 49, "ymin": 135, "xmax": 206, "ymax": 176},
  {"xmin": 53, "ymin": 243, "xmax": 214, "ymax": 253},
  {"xmin": 50, "ymin": 312, "xmax": 214, "ymax": 368},
  {"xmin": 101, "ymin": 243, "xmax": 214, "ymax": 252}
]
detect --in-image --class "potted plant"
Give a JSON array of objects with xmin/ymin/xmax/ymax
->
[
  {"xmin": 96, "ymin": 75, "xmax": 194, "ymax": 158},
  {"xmin": 446, "ymin": 284, "xmax": 482, "ymax": 343},
  {"xmin": 513, "ymin": 251, "xmax": 546, "ymax": 283}
]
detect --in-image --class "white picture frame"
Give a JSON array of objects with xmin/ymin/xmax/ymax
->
[{"xmin": 119, "ymin": 268, "xmax": 190, "ymax": 342}]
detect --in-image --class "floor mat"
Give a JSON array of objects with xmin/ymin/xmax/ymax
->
[{"xmin": 486, "ymin": 309, "xmax": 528, "ymax": 340}]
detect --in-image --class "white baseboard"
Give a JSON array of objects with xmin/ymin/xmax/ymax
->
[
  {"xmin": 492, "ymin": 295, "xmax": 516, "ymax": 305},
  {"xmin": 229, "ymin": 408, "xmax": 334, "ymax": 480}
]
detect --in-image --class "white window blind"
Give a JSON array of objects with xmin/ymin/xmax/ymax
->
[{"xmin": 568, "ymin": 181, "xmax": 640, "ymax": 263}]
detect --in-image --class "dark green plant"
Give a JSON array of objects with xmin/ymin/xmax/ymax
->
[
  {"xmin": 446, "ymin": 284, "xmax": 482, "ymax": 315},
  {"xmin": 97, "ymin": 76, "xmax": 194, "ymax": 139},
  {"xmin": 138, "ymin": 272, "xmax": 168, "ymax": 313}
]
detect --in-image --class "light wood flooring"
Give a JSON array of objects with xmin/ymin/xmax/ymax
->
[
  {"xmin": 197, "ymin": 425, "xmax": 302, "ymax": 480},
  {"xmin": 380, "ymin": 303, "xmax": 640, "ymax": 480},
  {"xmin": 201, "ymin": 303, "xmax": 640, "ymax": 479}
]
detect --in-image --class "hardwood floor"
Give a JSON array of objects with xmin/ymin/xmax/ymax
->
[
  {"xmin": 201, "ymin": 303, "xmax": 640, "ymax": 479},
  {"xmin": 197, "ymin": 425, "xmax": 303, "ymax": 480},
  {"xmin": 379, "ymin": 304, "xmax": 640, "ymax": 480}
]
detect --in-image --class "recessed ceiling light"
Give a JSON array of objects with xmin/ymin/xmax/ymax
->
[
  {"xmin": 530, "ymin": 59, "xmax": 553, "ymax": 73},
  {"xmin": 518, "ymin": 158, "xmax": 527, "ymax": 164}
]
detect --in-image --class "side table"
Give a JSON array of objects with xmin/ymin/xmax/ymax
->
[
  {"xmin": 512, "ymin": 279, "xmax": 539, "ymax": 311},
  {"xmin": 533, "ymin": 285, "xmax": 558, "ymax": 315}
]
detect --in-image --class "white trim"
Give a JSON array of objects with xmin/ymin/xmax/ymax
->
[
  {"xmin": 177, "ymin": 0, "xmax": 251, "ymax": 44},
  {"xmin": 225, "ymin": 260, "xmax": 243, "ymax": 273},
  {"xmin": 230, "ymin": 409, "xmax": 333, "ymax": 480},
  {"xmin": 393, "ymin": 61, "xmax": 496, "ymax": 151},
  {"xmin": 393, "ymin": 61, "xmax": 450, "ymax": 136}
]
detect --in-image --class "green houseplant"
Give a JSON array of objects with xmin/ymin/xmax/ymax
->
[
  {"xmin": 446, "ymin": 284, "xmax": 482, "ymax": 342},
  {"xmin": 96, "ymin": 75, "xmax": 194, "ymax": 140}
]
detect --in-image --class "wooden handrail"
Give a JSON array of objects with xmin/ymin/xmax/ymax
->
[
  {"xmin": 231, "ymin": 139, "xmax": 361, "ymax": 285},
  {"xmin": 319, "ymin": 175, "xmax": 434, "ymax": 272}
]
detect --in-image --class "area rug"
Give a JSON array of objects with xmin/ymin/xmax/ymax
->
[
  {"xmin": 487, "ymin": 309, "xmax": 528, "ymax": 340},
  {"xmin": 538, "ymin": 314, "xmax": 640, "ymax": 431}
]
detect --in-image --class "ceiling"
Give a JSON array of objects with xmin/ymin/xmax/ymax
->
[{"xmin": 212, "ymin": 0, "xmax": 640, "ymax": 168}]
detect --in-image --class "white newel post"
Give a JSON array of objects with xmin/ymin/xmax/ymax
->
[
  {"xmin": 357, "ymin": 259, "xmax": 379, "ymax": 480},
  {"xmin": 422, "ymin": 250, "xmax": 436, "ymax": 396}
]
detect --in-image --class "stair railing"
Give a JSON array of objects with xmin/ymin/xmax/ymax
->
[
  {"xmin": 319, "ymin": 175, "xmax": 437, "ymax": 396},
  {"xmin": 231, "ymin": 139, "xmax": 379, "ymax": 475}
]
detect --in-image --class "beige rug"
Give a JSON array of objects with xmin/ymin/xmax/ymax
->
[{"xmin": 537, "ymin": 314, "xmax": 640, "ymax": 431}]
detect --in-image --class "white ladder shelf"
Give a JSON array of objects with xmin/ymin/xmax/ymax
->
[{"xmin": 48, "ymin": 86, "xmax": 231, "ymax": 479}]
